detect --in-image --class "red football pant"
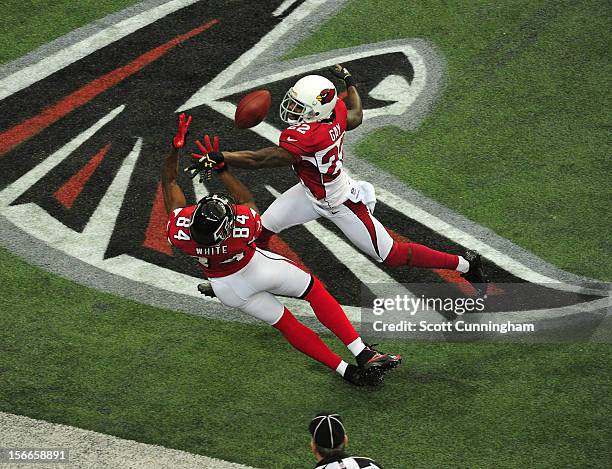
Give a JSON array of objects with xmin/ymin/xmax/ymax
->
[
  {"xmin": 273, "ymin": 308, "xmax": 342, "ymax": 370},
  {"xmin": 384, "ymin": 241, "xmax": 459, "ymax": 269},
  {"xmin": 303, "ymin": 277, "xmax": 359, "ymax": 346}
]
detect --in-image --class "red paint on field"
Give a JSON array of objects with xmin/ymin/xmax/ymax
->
[
  {"xmin": 0, "ymin": 19, "xmax": 219, "ymax": 157},
  {"xmin": 53, "ymin": 143, "xmax": 111, "ymax": 208},
  {"xmin": 268, "ymin": 236, "xmax": 307, "ymax": 269},
  {"xmin": 144, "ymin": 182, "xmax": 173, "ymax": 256}
]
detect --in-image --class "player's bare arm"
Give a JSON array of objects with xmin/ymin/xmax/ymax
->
[
  {"xmin": 161, "ymin": 113, "xmax": 191, "ymax": 216},
  {"xmin": 222, "ymin": 146, "xmax": 294, "ymax": 169},
  {"xmin": 330, "ymin": 64, "xmax": 363, "ymax": 130},
  {"xmin": 217, "ymin": 170, "xmax": 259, "ymax": 213}
]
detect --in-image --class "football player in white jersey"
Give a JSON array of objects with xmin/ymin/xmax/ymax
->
[
  {"xmin": 162, "ymin": 114, "xmax": 401, "ymax": 386},
  {"xmin": 204, "ymin": 65, "xmax": 489, "ymax": 295}
]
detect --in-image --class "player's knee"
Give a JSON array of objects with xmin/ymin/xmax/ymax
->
[
  {"xmin": 301, "ymin": 275, "xmax": 320, "ymax": 301},
  {"xmin": 260, "ymin": 213, "xmax": 280, "ymax": 234},
  {"xmin": 272, "ymin": 307, "xmax": 297, "ymax": 332},
  {"xmin": 383, "ymin": 241, "xmax": 411, "ymax": 267}
]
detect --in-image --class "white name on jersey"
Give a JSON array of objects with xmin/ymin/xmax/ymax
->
[
  {"xmin": 329, "ymin": 123, "xmax": 341, "ymax": 141},
  {"xmin": 196, "ymin": 245, "xmax": 228, "ymax": 256}
]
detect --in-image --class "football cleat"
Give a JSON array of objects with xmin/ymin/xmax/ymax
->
[
  {"xmin": 461, "ymin": 250, "xmax": 489, "ymax": 297},
  {"xmin": 356, "ymin": 344, "xmax": 402, "ymax": 373},
  {"xmin": 343, "ymin": 364, "xmax": 385, "ymax": 386},
  {"xmin": 197, "ymin": 281, "xmax": 216, "ymax": 298}
]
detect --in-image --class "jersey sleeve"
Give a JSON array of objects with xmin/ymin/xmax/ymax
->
[
  {"xmin": 247, "ymin": 207, "xmax": 262, "ymax": 243},
  {"xmin": 335, "ymin": 99, "xmax": 348, "ymax": 132},
  {"xmin": 165, "ymin": 207, "xmax": 184, "ymax": 246},
  {"xmin": 279, "ymin": 127, "xmax": 312, "ymax": 162}
]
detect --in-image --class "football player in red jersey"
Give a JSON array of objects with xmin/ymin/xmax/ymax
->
[
  {"xmin": 161, "ymin": 113, "xmax": 401, "ymax": 386},
  {"xmin": 204, "ymin": 65, "xmax": 488, "ymax": 294}
]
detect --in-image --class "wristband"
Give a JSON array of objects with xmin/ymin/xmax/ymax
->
[
  {"xmin": 214, "ymin": 163, "xmax": 227, "ymax": 173},
  {"xmin": 344, "ymin": 75, "xmax": 356, "ymax": 88}
]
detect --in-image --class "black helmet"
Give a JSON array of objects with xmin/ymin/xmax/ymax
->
[{"xmin": 189, "ymin": 193, "xmax": 236, "ymax": 246}]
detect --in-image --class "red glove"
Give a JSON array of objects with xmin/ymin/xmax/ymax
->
[{"xmin": 172, "ymin": 113, "xmax": 192, "ymax": 149}]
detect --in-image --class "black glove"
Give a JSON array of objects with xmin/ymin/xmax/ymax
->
[
  {"xmin": 184, "ymin": 151, "xmax": 226, "ymax": 181},
  {"xmin": 329, "ymin": 63, "xmax": 356, "ymax": 88},
  {"xmin": 197, "ymin": 281, "xmax": 216, "ymax": 298}
]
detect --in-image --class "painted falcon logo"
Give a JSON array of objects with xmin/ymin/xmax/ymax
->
[{"xmin": 0, "ymin": 0, "xmax": 608, "ymax": 340}]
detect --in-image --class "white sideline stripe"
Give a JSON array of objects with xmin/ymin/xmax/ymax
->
[
  {"xmin": 0, "ymin": 0, "xmax": 200, "ymax": 102},
  {"xmin": 273, "ymin": 0, "xmax": 300, "ymax": 17},
  {"xmin": 0, "ymin": 412, "xmax": 257, "ymax": 469}
]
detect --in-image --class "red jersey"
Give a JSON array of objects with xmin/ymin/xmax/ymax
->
[
  {"xmin": 279, "ymin": 99, "xmax": 352, "ymax": 208},
  {"xmin": 166, "ymin": 204, "xmax": 262, "ymax": 278}
]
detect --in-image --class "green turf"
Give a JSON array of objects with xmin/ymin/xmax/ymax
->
[
  {"xmin": 0, "ymin": 0, "xmax": 140, "ymax": 64},
  {"xmin": 1, "ymin": 247, "xmax": 611, "ymax": 468},
  {"xmin": 290, "ymin": 0, "xmax": 612, "ymax": 281}
]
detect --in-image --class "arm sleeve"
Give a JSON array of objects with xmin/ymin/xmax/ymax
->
[
  {"xmin": 249, "ymin": 207, "xmax": 262, "ymax": 243},
  {"xmin": 165, "ymin": 207, "xmax": 184, "ymax": 246}
]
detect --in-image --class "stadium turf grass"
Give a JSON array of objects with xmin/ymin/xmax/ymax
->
[
  {"xmin": 1, "ymin": 247, "xmax": 611, "ymax": 468},
  {"xmin": 289, "ymin": 0, "xmax": 612, "ymax": 281},
  {"xmin": 0, "ymin": 0, "xmax": 140, "ymax": 64}
]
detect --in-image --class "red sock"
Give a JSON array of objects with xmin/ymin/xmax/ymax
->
[
  {"xmin": 257, "ymin": 227, "xmax": 275, "ymax": 250},
  {"xmin": 303, "ymin": 278, "xmax": 359, "ymax": 346},
  {"xmin": 384, "ymin": 241, "xmax": 459, "ymax": 270},
  {"xmin": 273, "ymin": 308, "xmax": 342, "ymax": 371}
]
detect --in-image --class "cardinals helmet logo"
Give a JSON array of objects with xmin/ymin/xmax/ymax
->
[{"xmin": 316, "ymin": 88, "xmax": 336, "ymax": 104}]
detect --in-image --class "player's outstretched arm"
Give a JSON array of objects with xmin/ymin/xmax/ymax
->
[
  {"xmin": 161, "ymin": 113, "xmax": 191, "ymax": 216},
  {"xmin": 222, "ymin": 146, "xmax": 294, "ymax": 169},
  {"xmin": 330, "ymin": 64, "xmax": 363, "ymax": 131}
]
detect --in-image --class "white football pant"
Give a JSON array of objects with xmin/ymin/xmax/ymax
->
[
  {"xmin": 209, "ymin": 249, "xmax": 311, "ymax": 324},
  {"xmin": 262, "ymin": 182, "xmax": 394, "ymax": 262}
]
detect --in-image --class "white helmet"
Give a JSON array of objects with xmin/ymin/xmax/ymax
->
[{"xmin": 280, "ymin": 75, "xmax": 338, "ymax": 124}]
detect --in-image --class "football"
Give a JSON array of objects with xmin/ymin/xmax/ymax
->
[{"xmin": 234, "ymin": 89, "xmax": 272, "ymax": 129}]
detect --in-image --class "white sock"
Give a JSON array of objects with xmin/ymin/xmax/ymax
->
[
  {"xmin": 347, "ymin": 337, "xmax": 366, "ymax": 357},
  {"xmin": 456, "ymin": 256, "xmax": 470, "ymax": 273},
  {"xmin": 336, "ymin": 360, "xmax": 349, "ymax": 376}
]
